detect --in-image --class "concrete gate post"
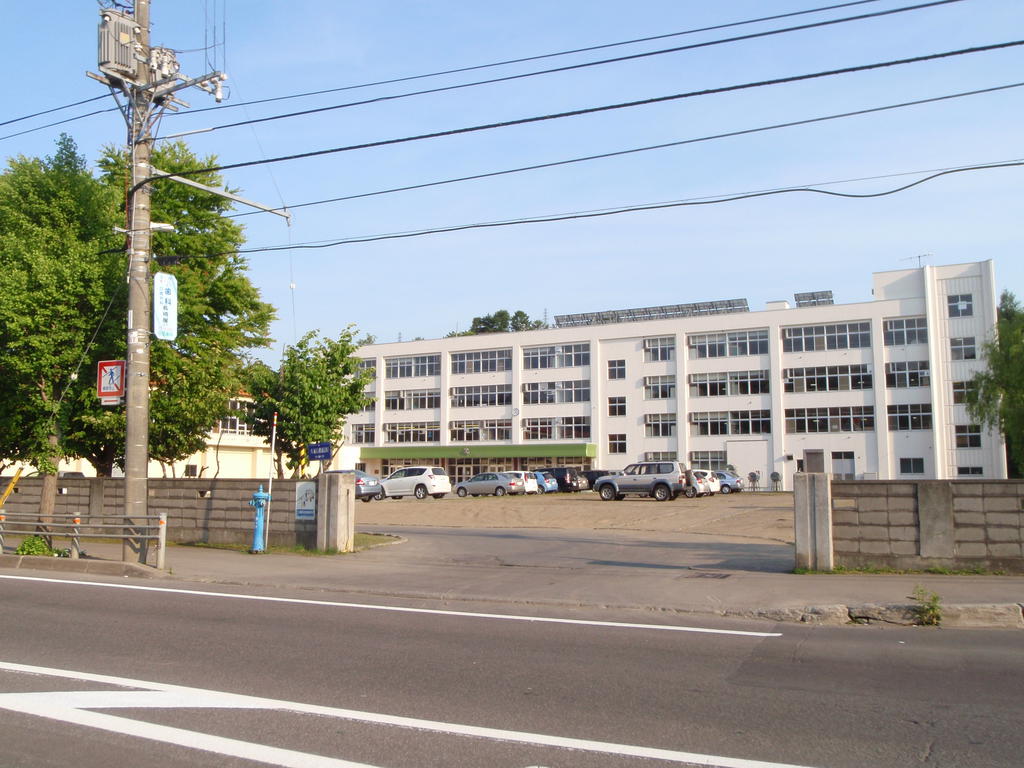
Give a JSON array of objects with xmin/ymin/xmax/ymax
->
[
  {"xmin": 793, "ymin": 472, "xmax": 833, "ymax": 571},
  {"xmin": 317, "ymin": 472, "xmax": 355, "ymax": 552}
]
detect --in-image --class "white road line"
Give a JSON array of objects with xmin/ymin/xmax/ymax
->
[
  {"xmin": 0, "ymin": 661, "xmax": 820, "ymax": 768},
  {"xmin": 0, "ymin": 574, "xmax": 781, "ymax": 637}
]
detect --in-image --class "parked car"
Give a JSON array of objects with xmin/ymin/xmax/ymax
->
[
  {"xmin": 380, "ymin": 466, "xmax": 451, "ymax": 500},
  {"xmin": 583, "ymin": 469, "xmax": 620, "ymax": 491},
  {"xmin": 455, "ymin": 472, "xmax": 525, "ymax": 497},
  {"xmin": 534, "ymin": 471, "xmax": 559, "ymax": 493},
  {"xmin": 502, "ymin": 470, "xmax": 538, "ymax": 494},
  {"xmin": 714, "ymin": 471, "xmax": 745, "ymax": 494},
  {"xmin": 690, "ymin": 469, "xmax": 721, "ymax": 495},
  {"xmin": 680, "ymin": 470, "xmax": 708, "ymax": 498},
  {"xmin": 325, "ymin": 469, "xmax": 382, "ymax": 502},
  {"xmin": 592, "ymin": 462, "xmax": 685, "ymax": 502},
  {"xmin": 535, "ymin": 467, "xmax": 586, "ymax": 492}
]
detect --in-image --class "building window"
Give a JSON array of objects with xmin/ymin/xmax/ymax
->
[
  {"xmin": 608, "ymin": 396, "xmax": 626, "ymax": 417},
  {"xmin": 217, "ymin": 399, "xmax": 252, "ymax": 434},
  {"xmin": 689, "ymin": 411, "xmax": 728, "ymax": 436},
  {"xmin": 899, "ymin": 458, "xmax": 925, "ymax": 474},
  {"xmin": 691, "ymin": 369, "xmax": 769, "ymax": 395},
  {"xmin": 522, "ymin": 380, "xmax": 590, "ymax": 404},
  {"xmin": 449, "ymin": 419, "xmax": 512, "ymax": 441},
  {"xmin": 449, "ymin": 384, "xmax": 512, "ymax": 408},
  {"xmin": 357, "ymin": 359, "xmax": 376, "ymax": 379},
  {"xmin": 523, "ymin": 343, "xmax": 590, "ymax": 369},
  {"xmin": 644, "ymin": 375, "xmax": 676, "ymax": 399},
  {"xmin": 952, "ymin": 381, "xmax": 976, "ymax": 404},
  {"xmin": 887, "ymin": 404, "xmax": 933, "ymax": 431},
  {"xmin": 523, "ymin": 417, "xmax": 555, "ymax": 440},
  {"xmin": 727, "ymin": 329, "xmax": 769, "ymax": 356},
  {"xmin": 955, "ymin": 424, "xmax": 982, "ymax": 448},
  {"xmin": 785, "ymin": 406, "xmax": 875, "ymax": 433},
  {"xmin": 783, "ymin": 322, "xmax": 871, "ymax": 352},
  {"xmin": 885, "ymin": 361, "xmax": 930, "ymax": 388},
  {"xmin": 688, "ymin": 329, "xmax": 768, "ymax": 359},
  {"xmin": 385, "ymin": 354, "xmax": 440, "ymax": 378},
  {"xmin": 689, "ymin": 372, "xmax": 728, "ymax": 397},
  {"xmin": 783, "ymin": 365, "xmax": 872, "ymax": 393},
  {"xmin": 948, "ymin": 294, "xmax": 973, "ymax": 318},
  {"xmin": 559, "ymin": 416, "xmax": 591, "ymax": 440},
  {"xmin": 689, "ymin": 451, "xmax": 727, "ymax": 470},
  {"xmin": 183, "ymin": 464, "xmax": 198, "ymax": 477},
  {"xmin": 957, "ymin": 466, "xmax": 983, "ymax": 476},
  {"xmin": 608, "ymin": 359, "xmax": 625, "ymax": 379},
  {"xmin": 645, "ymin": 451, "xmax": 678, "ymax": 461},
  {"xmin": 950, "ymin": 337, "xmax": 976, "ymax": 360},
  {"xmin": 450, "ymin": 348, "xmax": 512, "ymax": 374},
  {"xmin": 609, "ymin": 434, "xmax": 627, "ymax": 454},
  {"xmin": 361, "ymin": 392, "xmax": 376, "ymax": 413},
  {"xmin": 383, "ymin": 421, "xmax": 440, "ymax": 443},
  {"xmin": 883, "ymin": 317, "xmax": 928, "ymax": 346},
  {"xmin": 729, "ymin": 410, "xmax": 772, "ymax": 435},
  {"xmin": 645, "ymin": 413, "xmax": 676, "ymax": 437},
  {"xmin": 352, "ymin": 424, "xmax": 375, "ymax": 444},
  {"xmin": 644, "ymin": 336, "xmax": 675, "ymax": 362},
  {"xmin": 384, "ymin": 389, "xmax": 441, "ymax": 410}
]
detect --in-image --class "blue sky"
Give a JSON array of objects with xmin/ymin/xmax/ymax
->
[{"xmin": 2, "ymin": 1, "xmax": 1021, "ymax": 356}]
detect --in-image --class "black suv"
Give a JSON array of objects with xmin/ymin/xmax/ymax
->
[{"xmin": 535, "ymin": 467, "xmax": 585, "ymax": 492}]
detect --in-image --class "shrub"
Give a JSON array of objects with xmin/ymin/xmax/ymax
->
[{"xmin": 15, "ymin": 535, "xmax": 53, "ymax": 556}]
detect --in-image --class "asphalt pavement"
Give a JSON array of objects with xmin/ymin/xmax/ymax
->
[{"xmin": 3, "ymin": 510, "xmax": 1022, "ymax": 628}]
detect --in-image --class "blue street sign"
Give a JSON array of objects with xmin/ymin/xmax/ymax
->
[{"xmin": 306, "ymin": 441, "xmax": 332, "ymax": 462}]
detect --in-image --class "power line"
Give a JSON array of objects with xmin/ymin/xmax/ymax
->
[
  {"xmin": 173, "ymin": 0, "xmax": 967, "ymax": 138},
  {"xmin": 0, "ymin": 94, "xmax": 109, "ymax": 128},
  {"xmin": 0, "ymin": 106, "xmax": 120, "ymax": 143},
  {"xmin": 229, "ymin": 81, "xmax": 1024, "ymax": 218},
  {"xmin": 233, "ymin": 161, "xmax": 1024, "ymax": 252},
  {"xmin": 156, "ymin": 39, "xmax": 1024, "ymax": 183},
  {"xmin": 177, "ymin": 0, "xmax": 891, "ymax": 117}
]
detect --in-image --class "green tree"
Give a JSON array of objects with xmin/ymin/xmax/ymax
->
[
  {"xmin": 968, "ymin": 290, "xmax": 1024, "ymax": 477},
  {"xmin": 246, "ymin": 329, "xmax": 370, "ymax": 478},
  {"xmin": 448, "ymin": 309, "xmax": 546, "ymax": 336},
  {"xmin": 0, "ymin": 135, "xmax": 120, "ymax": 519},
  {"xmin": 61, "ymin": 140, "xmax": 275, "ymax": 475}
]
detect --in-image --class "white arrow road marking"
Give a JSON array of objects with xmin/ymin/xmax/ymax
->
[
  {"xmin": 0, "ymin": 661, "xmax": 820, "ymax": 768},
  {"xmin": 0, "ymin": 574, "xmax": 782, "ymax": 637}
]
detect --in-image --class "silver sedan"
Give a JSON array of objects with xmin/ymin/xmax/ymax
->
[{"xmin": 455, "ymin": 472, "xmax": 525, "ymax": 497}]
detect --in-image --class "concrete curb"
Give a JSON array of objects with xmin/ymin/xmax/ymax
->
[
  {"xmin": 0, "ymin": 554, "xmax": 165, "ymax": 579},
  {"xmin": 749, "ymin": 602, "xmax": 1024, "ymax": 628}
]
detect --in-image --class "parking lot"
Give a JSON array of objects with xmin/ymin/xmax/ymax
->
[{"xmin": 359, "ymin": 490, "xmax": 795, "ymax": 544}]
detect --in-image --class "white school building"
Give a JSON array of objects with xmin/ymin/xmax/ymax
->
[{"xmin": 346, "ymin": 260, "xmax": 1006, "ymax": 489}]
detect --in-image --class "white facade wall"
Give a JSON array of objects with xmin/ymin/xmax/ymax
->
[{"xmin": 346, "ymin": 261, "xmax": 1004, "ymax": 488}]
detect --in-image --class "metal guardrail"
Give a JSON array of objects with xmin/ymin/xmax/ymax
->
[{"xmin": 0, "ymin": 511, "xmax": 167, "ymax": 569}]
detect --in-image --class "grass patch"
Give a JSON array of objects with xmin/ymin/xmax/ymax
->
[
  {"xmin": 911, "ymin": 585, "xmax": 942, "ymax": 626},
  {"xmin": 178, "ymin": 532, "xmax": 395, "ymax": 555}
]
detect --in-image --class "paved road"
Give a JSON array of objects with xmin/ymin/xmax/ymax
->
[{"xmin": 2, "ymin": 573, "xmax": 1022, "ymax": 767}]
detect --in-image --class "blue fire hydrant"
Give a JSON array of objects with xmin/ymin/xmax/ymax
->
[{"xmin": 249, "ymin": 485, "xmax": 270, "ymax": 553}]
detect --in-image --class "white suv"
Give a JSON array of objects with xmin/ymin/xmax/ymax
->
[{"xmin": 381, "ymin": 466, "xmax": 451, "ymax": 500}]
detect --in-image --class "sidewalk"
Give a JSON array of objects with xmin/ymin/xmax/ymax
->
[{"xmin": 3, "ymin": 525, "xmax": 1022, "ymax": 629}]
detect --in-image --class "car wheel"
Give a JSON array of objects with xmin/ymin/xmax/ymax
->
[
  {"xmin": 374, "ymin": 491, "xmax": 385, "ymax": 501},
  {"xmin": 457, "ymin": 487, "xmax": 468, "ymax": 497},
  {"xmin": 494, "ymin": 486, "xmax": 506, "ymax": 496},
  {"xmin": 652, "ymin": 484, "xmax": 671, "ymax": 502},
  {"xmin": 360, "ymin": 496, "xmax": 372, "ymax": 503},
  {"xmin": 414, "ymin": 485, "xmax": 428, "ymax": 500},
  {"xmin": 683, "ymin": 486, "xmax": 697, "ymax": 498},
  {"xmin": 720, "ymin": 484, "xmax": 732, "ymax": 494},
  {"xmin": 598, "ymin": 485, "xmax": 616, "ymax": 501}
]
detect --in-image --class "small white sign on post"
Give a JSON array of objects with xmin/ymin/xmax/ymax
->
[
  {"xmin": 295, "ymin": 481, "xmax": 316, "ymax": 521},
  {"xmin": 153, "ymin": 272, "xmax": 178, "ymax": 341}
]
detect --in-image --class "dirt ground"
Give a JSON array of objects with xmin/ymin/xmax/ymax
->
[{"xmin": 358, "ymin": 491, "xmax": 795, "ymax": 544}]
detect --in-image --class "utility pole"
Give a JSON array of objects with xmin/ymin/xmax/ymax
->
[
  {"xmin": 124, "ymin": 0, "xmax": 153, "ymax": 564},
  {"xmin": 91, "ymin": 0, "xmax": 228, "ymax": 563}
]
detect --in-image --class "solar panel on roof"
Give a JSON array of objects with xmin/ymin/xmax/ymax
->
[{"xmin": 554, "ymin": 299, "xmax": 749, "ymax": 327}]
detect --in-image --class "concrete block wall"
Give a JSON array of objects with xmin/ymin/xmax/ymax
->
[
  {"xmin": 1, "ymin": 477, "xmax": 313, "ymax": 549},
  {"xmin": 830, "ymin": 479, "xmax": 1024, "ymax": 572}
]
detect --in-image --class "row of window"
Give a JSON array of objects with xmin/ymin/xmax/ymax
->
[{"xmin": 368, "ymin": 296, "xmax": 976, "ymax": 380}]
